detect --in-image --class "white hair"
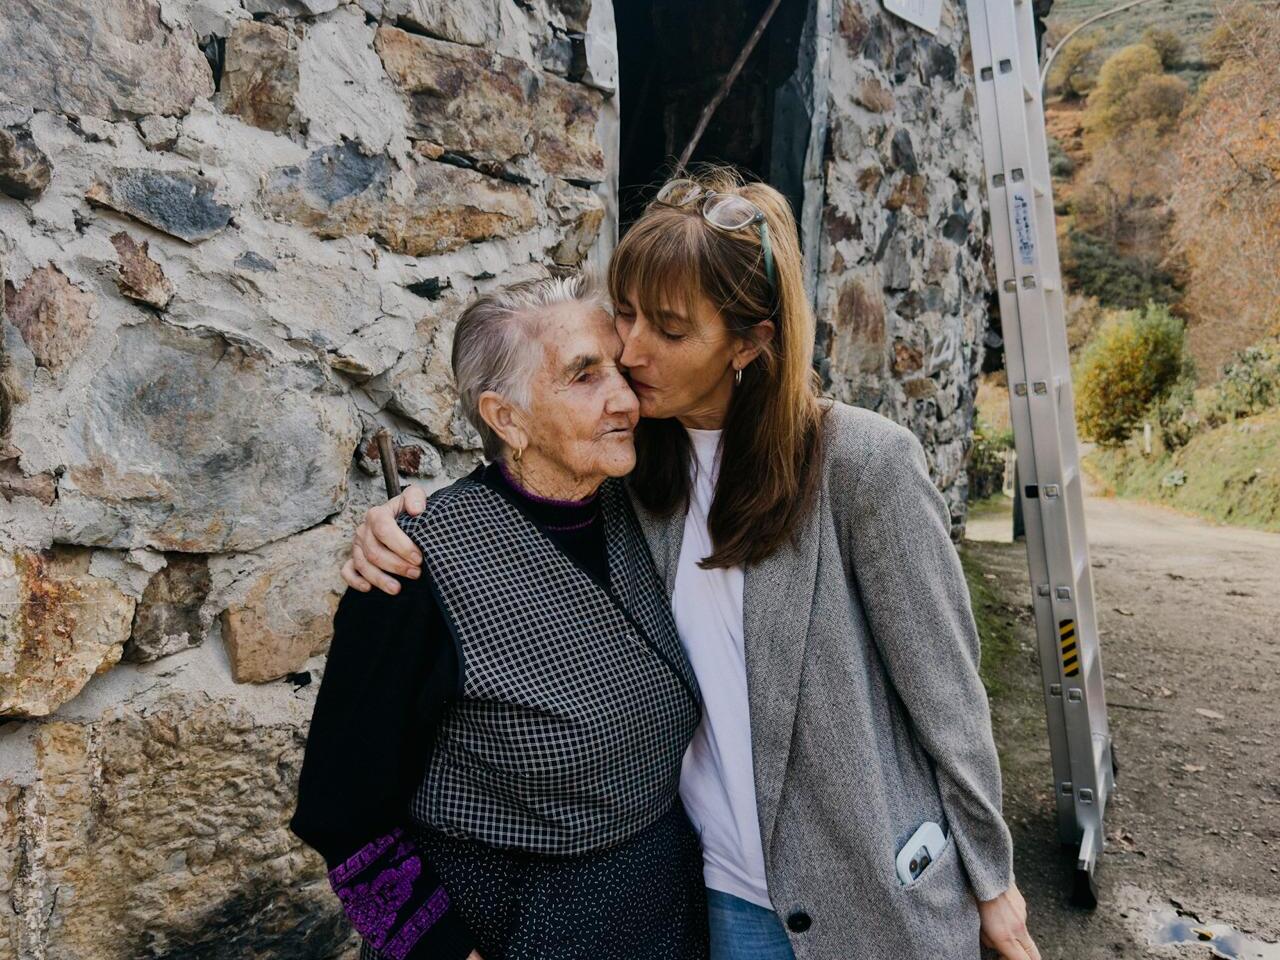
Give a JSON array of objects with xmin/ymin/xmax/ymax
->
[{"xmin": 451, "ymin": 274, "xmax": 608, "ymax": 461}]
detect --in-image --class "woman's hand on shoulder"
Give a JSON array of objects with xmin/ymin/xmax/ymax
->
[
  {"xmin": 341, "ymin": 485, "xmax": 429, "ymax": 594},
  {"xmin": 978, "ymin": 881, "xmax": 1040, "ymax": 960}
]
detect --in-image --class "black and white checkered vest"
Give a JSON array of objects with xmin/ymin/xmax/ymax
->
[{"xmin": 397, "ymin": 474, "xmax": 702, "ymax": 856}]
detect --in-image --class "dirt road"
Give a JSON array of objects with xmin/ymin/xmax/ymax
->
[{"xmin": 965, "ymin": 484, "xmax": 1280, "ymax": 958}]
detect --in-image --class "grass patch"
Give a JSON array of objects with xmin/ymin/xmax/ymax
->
[
  {"xmin": 1084, "ymin": 408, "xmax": 1280, "ymax": 532},
  {"xmin": 960, "ymin": 543, "xmax": 1022, "ymax": 699}
]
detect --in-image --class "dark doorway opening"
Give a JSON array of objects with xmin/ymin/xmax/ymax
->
[{"xmin": 613, "ymin": 0, "xmax": 813, "ymax": 231}]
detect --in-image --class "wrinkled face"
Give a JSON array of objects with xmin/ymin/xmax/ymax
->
[
  {"xmin": 613, "ymin": 287, "xmax": 740, "ymax": 424},
  {"xmin": 522, "ymin": 301, "xmax": 640, "ymax": 481}
]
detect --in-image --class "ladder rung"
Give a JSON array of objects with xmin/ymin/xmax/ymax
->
[
  {"xmin": 1033, "ymin": 179, "xmax": 1049, "ymax": 198},
  {"xmin": 1023, "ymin": 81, "xmax": 1037, "ymax": 103}
]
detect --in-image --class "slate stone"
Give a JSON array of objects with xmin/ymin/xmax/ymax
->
[
  {"xmin": 86, "ymin": 167, "xmax": 232, "ymax": 243},
  {"xmin": 926, "ymin": 41, "xmax": 957, "ymax": 83},
  {"xmin": 890, "ymin": 128, "xmax": 918, "ymax": 175},
  {"xmin": 941, "ymin": 193, "xmax": 972, "ymax": 244},
  {"xmin": 234, "ymin": 251, "xmax": 276, "ymax": 272}
]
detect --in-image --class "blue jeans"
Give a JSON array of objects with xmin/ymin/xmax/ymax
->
[{"xmin": 707, "ymin": 888, "xmax": 797, "ymax": 960}]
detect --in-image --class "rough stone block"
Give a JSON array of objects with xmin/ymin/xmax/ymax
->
[
  {"xmin": 219, "ymin": 19, "xmax": 299, "ymax": 133},
  {"xmin": 534, "ymin": 72, "xmax": 606, "ymax": 183},
  {"xmin": 109, "ymin": 232, "xmax": 175, "ymax": 309},
  {"xmin": 0, "ymin": 547, "xmax": 135, "ymax": 718},
  {"xmin": 262, "ymin": 142, "xmax": 537, "ymax": 255},
  {"xmin": 548, "ymin": 181, "xmax": 604, "ymax": 265},
  {"xmin": 0, "ymin": 125, "xmax": 52, "ymax": 200},
  {"xmin": 124, "ymin": 554, "xmax": 212, "ymax": 663},
  {"xmin": 243, "ymin": 0, "xmax": 340, "ymax": 14},
  {"xmin": 0, "ymin": 0, "xmax": 214, "ymax": 120},
  {"xmin": 3, "ymin": 264, "xmax": 96, "ymax": 374},
  {"xmin": 219, "ymin": 524, "xmax": 346, "ymax": 683},
  {"xmin": 374, "ymin": 25, "xmax": 536, "ymax": 163},
  {"xmin": 8, "ymin": 694, "xmax": 353, "ymax": 958},
  {"xmin": 58, "ymin": 321, "xmax": 361, "ymax": 552},
  {"xmin": 830, "ymin": 277, "xmax": 886, "ymax": 375},
  {"xmin": 380, "ymin": 0, "xmax": 501, "ymax": 46}
]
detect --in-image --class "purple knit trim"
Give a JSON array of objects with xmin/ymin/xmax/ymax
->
[
  {"xmin": 335, "ymin": 855, "xmax": 423, "ymax": 949},
  {"xmin": 543, "ymin": 517, "xmax": 596, "ymax": 533},
  {"xmin": 383, "ymin": 885, "xmax": 451, "ymax": 960},
  {"xmin": 329, "ymin": 829, "xmax": 403, "ymax": 886},
  {"xmin": 497, "ymin": 461, "xmax": 600, "ymax": 508}
]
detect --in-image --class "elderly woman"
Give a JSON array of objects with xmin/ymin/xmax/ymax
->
[{"xmin": 289, "ymin": 276, "xmax": 707, "ymax": 960}]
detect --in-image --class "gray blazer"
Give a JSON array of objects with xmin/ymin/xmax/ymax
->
[{"xmin": 630, "ymin": 401, "xmax": 1014, "ymax": 960}]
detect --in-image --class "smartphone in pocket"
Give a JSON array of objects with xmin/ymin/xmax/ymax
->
[{"xmin": 896, "ymin": 821, "xmax": 948, "ymax": 884}]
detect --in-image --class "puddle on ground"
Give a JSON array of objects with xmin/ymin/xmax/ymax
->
[{"xmin": 1151, "ymin": 904, "xmax": 1280, "ymax": 960}]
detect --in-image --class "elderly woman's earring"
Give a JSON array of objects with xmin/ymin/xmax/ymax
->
[{"xmin": 513, "ymin": 446, "xmax": 523, "ymax": 463}]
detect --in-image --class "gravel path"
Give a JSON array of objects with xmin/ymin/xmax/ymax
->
[{"xmin": 965, "ymin": 483, "xmax": 1280, "ymax": 959}]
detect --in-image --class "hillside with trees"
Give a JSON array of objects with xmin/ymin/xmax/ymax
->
[{"xmin": 976, "ymin": 1, "xmax": 1279, "ymax": 530}]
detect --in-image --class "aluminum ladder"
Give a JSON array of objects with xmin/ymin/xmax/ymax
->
[{"xmin": 965, "ymin": 0, "xmax": 1117, "ymax": 907}]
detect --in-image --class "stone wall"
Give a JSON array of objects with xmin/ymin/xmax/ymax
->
[
  {"xmin": 815, "ymin": 0, "xmax": 993, "ymax": 532},
  {"xmin": 0, "ymin": 0, "xmax": 615, "ymax": 956}
]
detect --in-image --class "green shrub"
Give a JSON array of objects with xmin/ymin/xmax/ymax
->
[
  {"xmin": 1141, "ymin": 26, "xmax": 1185, "ymax": 68},
  {"xmin": 1076, "ymin": 303, "xmax": 1187, "ymax": 445},
  {"xmin": 1062, "ymin": 229, "xmax": 1179, "ymax": 309},
  {"xmin": 1211, "ymin": 341, "xmax": 1280, "ymax": 420},
  {"xmin": 1048, "ymin": 137, "xmax": 1075, "ymax": 178},
  {"xmin": 1154, "ymin": 370, "xmax": 1201, "ymax": 451},
  {"xmin": 969, "ymin": 416, "xmax": 1013, "ymax": 501},
  {"xmin": 1050, "ymin": 35, "xmax": 1101, "ymax": 99},
  {"xmin": 1083, "ymin": 44, "xmax": 1164, "ymax": 141}
]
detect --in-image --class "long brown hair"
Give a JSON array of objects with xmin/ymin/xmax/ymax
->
[{"xmin": 608, "ymin": 166, "xmax": 825, "ymax": 569}]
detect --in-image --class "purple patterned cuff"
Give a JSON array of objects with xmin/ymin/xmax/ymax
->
[{"xmin": 329, "ymin": 829, "xmax": 451, "ymax": 960}]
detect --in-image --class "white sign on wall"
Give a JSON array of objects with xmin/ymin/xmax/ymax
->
[{"xmin": 883, "ymin": 0, "xmax": 943, "ymax": 35}]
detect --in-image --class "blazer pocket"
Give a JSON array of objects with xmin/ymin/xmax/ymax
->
[{"xmin": 899, "ymin": 833, "xmax": 960, "ymax": 894}]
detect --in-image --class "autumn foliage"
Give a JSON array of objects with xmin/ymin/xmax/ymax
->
[
  {"xmin": 1075, "ymin": 303, "xmax": 1187, "ymax": 445},
  {"xmin": 1167, "ymin": 2, "xmax": 1280, "ymax": 377}
]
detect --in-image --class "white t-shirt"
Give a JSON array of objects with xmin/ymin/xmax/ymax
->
[{"xmin": 672, "ymin": 427, "xmax": 772, "ymax": 909}]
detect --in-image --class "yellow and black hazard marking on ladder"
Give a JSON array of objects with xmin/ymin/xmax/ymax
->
[{"xmin": 1059, "ymin": 619, "xmax": 1080, "ymax": 677}]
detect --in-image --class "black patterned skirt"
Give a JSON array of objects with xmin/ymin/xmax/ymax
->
[{"xmin": 361, "ymin": 800, "xmax": 708, "ymax": 960}]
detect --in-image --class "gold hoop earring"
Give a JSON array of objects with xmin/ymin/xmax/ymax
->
[{"xmin": 512, "ymin": 446, "xmax": 523, "ymax": 463}]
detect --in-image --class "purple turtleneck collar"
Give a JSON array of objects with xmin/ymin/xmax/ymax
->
[{"xmin": 484, "ymin": 461, "xmax": 601, "ymax": 534}]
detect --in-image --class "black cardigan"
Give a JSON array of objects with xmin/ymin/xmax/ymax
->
[{"xmin": 290, "ymin": 462, "xmax": 607, "ymax": 960}]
